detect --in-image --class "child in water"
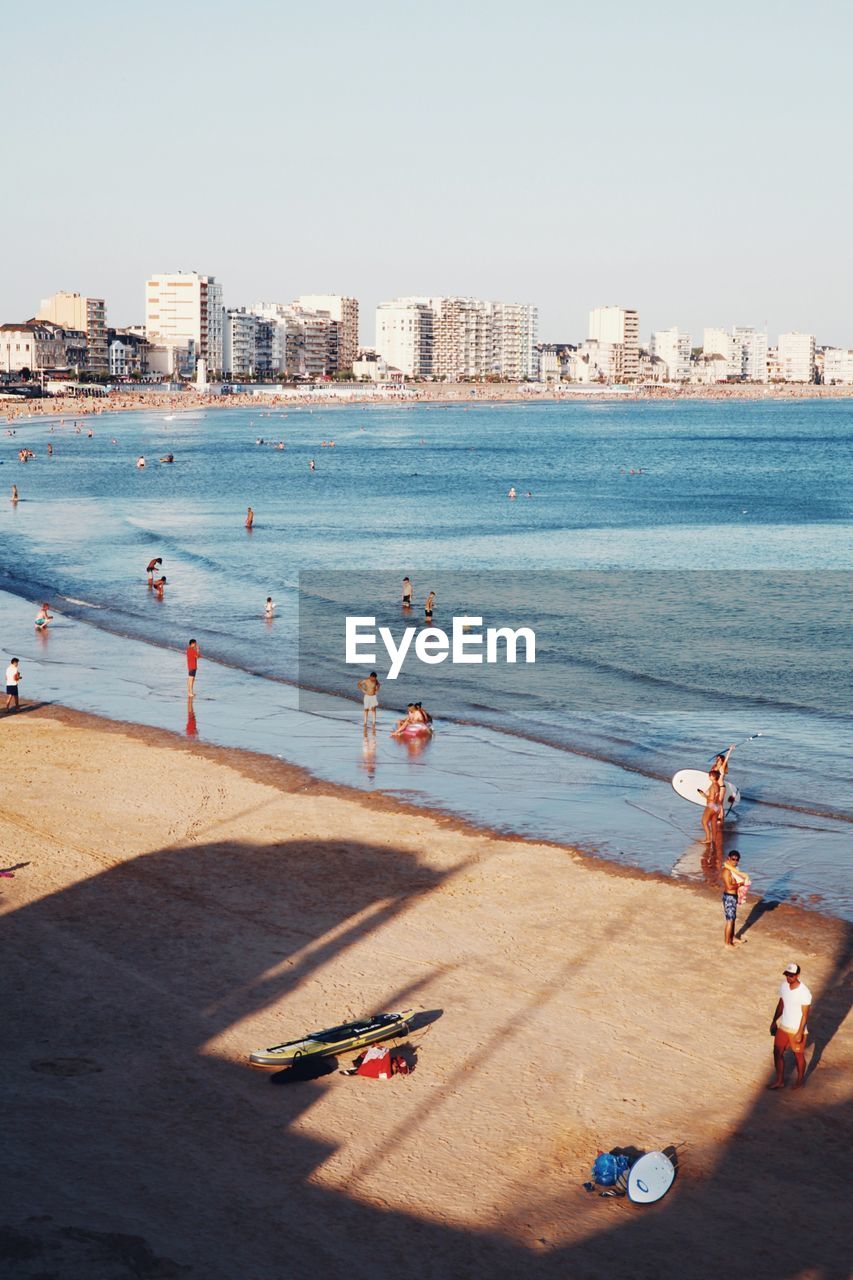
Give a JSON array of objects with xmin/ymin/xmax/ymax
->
[{"xmin": 34, "ymin": 603, "xmax": 54, "ymax": 630}]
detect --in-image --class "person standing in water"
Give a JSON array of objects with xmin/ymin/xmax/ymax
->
[
  {"xmin": 264, "ymin": 597, "xmax": 275, "ymax": 618},
  {"xmin": 11, "ymin": 484, "xmax": 18, "ymax": 503},
  {"xmin": 424, "ymin": 591, "xmax": 435, "ymax": 624},
  {"xmin": 358, "ymin": 671, "xmax": 380, "ymax": 729},
  {"xmin": 402, "ymin": 577, "xmax": 413, "ymax": 608},
  {"xmin": 153, "ymin": 575, "xmax": 167, "ymax": 597},
  {"xmin": 186, "ymin": 639, "xmax": 200, "ymax": 698},
  {"xmin": 245, "ymin": 506, "xmax": 254, "ymax": 529},
  {"xmin": 147, "ymin": 557, "xmax": 163, "ymax": 585}
]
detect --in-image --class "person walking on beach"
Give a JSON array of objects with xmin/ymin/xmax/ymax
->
[
  {"xmin": 721, "ymin": 850, "xmax": 745, "ymax": 948},
  {"xmin": 147, "ymin": 557, "xmax": 162, "ymax": 585},
  {"xmin": 5, "ymin": 658, "xmax": 22, "ymax": 710},
  {"xmin": 186, "ymin": 639, "xmax": 200, "ymax": 698},
  {"xmin": 245, "ymin": 506, "xmax": 254, "ymax": 529},
  {"xmin": 358, "ymin": 671, "xmax": 380, "ymax": 729},
  {"xmin": 769, "ymin": 964, "xmax": 812, "ymax": 1090}
]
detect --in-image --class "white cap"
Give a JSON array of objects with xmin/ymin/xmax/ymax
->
[{"xmin": 783, "ymin": 963, "xmax": 800, "ymax": 975}]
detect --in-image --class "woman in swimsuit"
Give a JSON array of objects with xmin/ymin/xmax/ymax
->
[{"xmin": 699, "ymin": 769, "xmax": 724, "ymax": 843}]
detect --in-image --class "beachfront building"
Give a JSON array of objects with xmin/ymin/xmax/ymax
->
[
  {"xmin": 107, "ymin": 328, "xmax": 151, "ymax": 379},
  {"xmin": 702, "ymin": 328, "xmax": 740, "ymax": 378},
  {"xmin": 432, "ymin": 297, "xmax": 493, "ymax": 379},
  {"xmin": 822, "ymin": 347, "xmax": 853, "ymax": 384},
  {"xmin": 778, "ymin": 331, "xmax": 816, "ymax": 383},
  {"xmin": 375, "ymin": 299, "xmax": 435, "ymax": 377},
  {"xmin": 490, "ymin": 302, "xmax": 538, "ymax": 380},
  {"xmin": 36, "ymin": 291, "xmax": 108, "ymax": 373},
  {"xmin": 2, "ymin": 322, "xmax": 69, "ymax": 373},
  {"xmin": 295, "ymin": 296, "xmax": 359, "ymax": 373},
  {"xmin": 649, "ymin": 327, "xmax": 692, "ymax": 381},
  {"xmin": 690, "ymin": 351, "xmax": 730, "ymax": 383},
  {"xmin": 732, "ymin": 326, "xmax": 769, "ymax": 382},
  {"xmin": 145, "ymin": 272, "xmax": 224, "ymax": 376},
  {"xmin": 587, "ymin": 306, "xmax": 640, "ymax": 381},
  {"xmin": 564, "ymin": 339, "xmax": 618, "ymax": 383},
  {"xmin": 222, "ymin": 309, "xmax": 275, "ymax": 379},
  {"xmin": 250, "ymin": 301, "xmax": 338, "ymax": 378}
]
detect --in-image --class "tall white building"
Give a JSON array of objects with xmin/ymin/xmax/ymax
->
[
  {"xmin": 250, "ymin": 301, "xmax": 337, "ymax": 378},
  {"xmin": 223, "ymin": 309, "xmax": 275, "ymax": 378},
  {"xmin": 145, "ymin": 272, "xmax": 224, "ymax": 374},
  {"xmin": 490, "ymin": 302, "xmax": 538, "ymax": 380},
  {"xmin": 375, "ymin": 298, "xmax": 435, "ymax": 376},
  {"xmin": 295, "ymin": 296, "xmax": 358, "ymax": 372},
  {"xmin": 777, "ymin": 331, "xmax": 815, "ymax": 383},
  {"xmin": 588, "ymin": 306, "xmax": 640, "ymax": 380},
  {"xmin": 732, "ymin": 326, "xmax": 768, "ymax": 382},
  {"xmin": 649, "ymin": 327, "xmax": 692, "ymax": 381}
]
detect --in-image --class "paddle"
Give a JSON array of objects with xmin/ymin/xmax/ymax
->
[{"xmin": 707, "ymin": 732, "xmax": 763, "ymax": 763}]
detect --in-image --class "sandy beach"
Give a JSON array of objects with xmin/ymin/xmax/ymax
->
[
  {"xmin": 4, "ymin": 379, "xmax": 853, "ymax": 426},
  {"xmin": 2, "ymin": 705, "xmax": 850, "ymax": 1279}
]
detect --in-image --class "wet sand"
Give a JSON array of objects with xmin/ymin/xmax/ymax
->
[{"xmin": 2, "ymin": 705, "xmax": 850, "ymax": 1279}]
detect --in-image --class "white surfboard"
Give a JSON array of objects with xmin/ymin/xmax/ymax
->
[
  {"xmin": 627, "ymin": 1151, "xmax": 675, "ymax": 1204},
  {"xmin": 672, "ymin": 769, "xmax": 740, "ymax": 811}
]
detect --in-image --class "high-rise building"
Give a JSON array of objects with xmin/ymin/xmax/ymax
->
[
  {"xmin": 777, "ymin": 332, "xmax": 816, "ymax": 383},
  {"xmin": 588, "ymin": 307, "xmax": 640, "ymax": 380},
  {"xmin": 250, "ymin": 301, "xmax": 338, "ymax": 378},
  {"xmin": 432, "ymin": 297, "xmax": 493, "ymax": 379},
  {"xmin": 36, "ymin": 291, "xmax": 108, "ymax": 372},
  {"xmin": 145, "ymin": 272, "xmax": 224, "ymax": 374},
  {"xmin": 649, "ymin": 328, "xmax": 692, "ymax": 381},
  {"xmin": 223, "ymin": 309, "xmax": 274, "ymax": 378},
  {"xmin": 294, "ymin": 296, "xmax": 359, "ymax": 372},
  {"xmin": 490, "ymin": 302, "xmax": 538, "ymax": 380},
  {"xmin": 732, "ymin": 326, "xmax": 769, "ymax": 382},
  {"xmin": 375, "ymin": 299, "xmax": 435, "ymax": 376}
]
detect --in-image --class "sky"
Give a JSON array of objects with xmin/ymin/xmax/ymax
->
[{"xmin": 2, "ymin": 0, "xmax": 851, "ymax": 346}]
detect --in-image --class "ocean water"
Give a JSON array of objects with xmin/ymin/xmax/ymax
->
[{"xmin": 2, "ymin": 397, "xmax": 851, "ymax": 916}]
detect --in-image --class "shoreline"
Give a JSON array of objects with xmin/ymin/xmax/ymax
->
[
  {"xmin": 5, "ymin": 380, "xmax": 853, "ymax": 424},
  {"xmin": 2, "ymin": 700, "xmax": 850, "ymax": 1278}
]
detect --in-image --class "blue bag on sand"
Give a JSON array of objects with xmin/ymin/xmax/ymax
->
[{"xmin": 591, "ymin": 1153, "xmax": 630, "ymax": 1186}]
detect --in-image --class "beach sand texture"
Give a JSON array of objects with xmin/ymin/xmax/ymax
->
[{"xmin": 2, "ymin": 708, "xmax": 850, "ymax": 1279}]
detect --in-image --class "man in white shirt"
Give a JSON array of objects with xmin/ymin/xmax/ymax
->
[{"xmin": 769, "ymin": 963, "xmax": 812, "ymax": 1090}]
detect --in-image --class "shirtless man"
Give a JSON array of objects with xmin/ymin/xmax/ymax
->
[
  {"xmin": 721, "ymin": 850, "xmax": 744, "ymax": 947},
  {"xmin": 358, "ymin": 671, "xmax": 380, "ymax": 728},
  {"xmin": 147, "ymin": 557, "xmax": 163, "ymax": 585},
  {"xmin": 424, "ymin": 591, "xmax": 435, "ymax": 624},
  {"xmin": 153, "ymin": 575, "xmax": 167, "ymax": 597},
  {"xmin": 245, "ymin": 506, "xmax": 254, "ymax": 529},
  {"xmin": 402, "ymin": 577, "xmax": 413, "ymax": 608}
]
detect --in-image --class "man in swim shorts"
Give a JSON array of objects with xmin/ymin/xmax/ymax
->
[
  {"xmin": 721, "ymin": 850, "xmax": 743, "ymax": 947},
  {"xmin": 186, "ymin": 639, "xmax": 200, "ymax": 697},
  {"xmin": 769, "ymin": 964, "xmax": 812, "ymax": 1090},
  {"xmin": 402, "ymin": 577, "xmax": 413, "ymax": 607},
  {"xmin": 5, "ymin": 657, "xmax": 21, "ymax": 710},
  {"xmin": 358, "ymin": 671, "xmax": 380, "ymax": 728},
  {"xmin": 147, "ymin": 557, "xmax": 162, "ymax": 584}
]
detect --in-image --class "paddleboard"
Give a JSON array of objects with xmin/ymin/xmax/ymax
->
[
  {"xmin": 627, "ymin": 1151, "xmax": 675, "ymax": 1204},
  {"xmin": 672, "ymin": 769, "xmax": 740, "ymax": 811}
]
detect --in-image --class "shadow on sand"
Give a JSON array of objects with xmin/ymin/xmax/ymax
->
[{"xmin": 2, "ymin": 832, "xmax": 851, "ymax": 1279}]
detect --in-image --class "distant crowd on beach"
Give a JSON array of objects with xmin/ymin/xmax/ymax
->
[{"xmin": 5, "ymin": 378, "xmax": 853, "ymax": 426}]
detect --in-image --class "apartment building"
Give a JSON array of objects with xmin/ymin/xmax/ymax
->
[
  {"xmin": 777, "ymin": 331, "xmax": 816, "ymax": 383},
  {"xmin": 107, "ymin": 328, "xmax": 151, "ymax": 378},
  {"xmin": 295, "ymin": 296, "xmax": 358, "ymax": 372},
  {"xmin": 490, "ymin": 302, "xmax": 538, "ymax": 380},
  {"xmin": 822, "ymin": 347, "xmax": 853, "ymax": 384},
  {"xmin": 223, "ymin": 309, "xmax": 274, "ymax": 378},
  {"xmin": 732, "ymin": 326, "xmax": 769, "ymax": 382},
  {"xmin": 36, "ymin": 291, "xmax": 108, "ymax": 372},
  {"xmin": 250, "ymin": 301, "xmax": 337, "ymax": 378},
  {"xmin": 375, "ymin": 299, "xmax": 435, "ymax": 376},
  {"xmin": 1, "ymin": 321, "xmax": 88, "ymax": 373},
  {"xmin": 588, "ymin": 306, "xmax": 640, "ymax": 380},
  {"xmin": 649, "ymin": 327, "xmax": 692, "ymax": 381},
  {"xmin": 145, "ymin": 272, "xmax": 224, "ymax": 374}
]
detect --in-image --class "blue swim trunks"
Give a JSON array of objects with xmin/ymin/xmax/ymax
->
[{"xmin": 722, "ymin": 892, "xmax": 738, "ymax": 921}]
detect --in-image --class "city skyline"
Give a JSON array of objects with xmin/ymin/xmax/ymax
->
[{"xmin": 2, "ymin": 2, "xmax": 852, "ymax": 344}]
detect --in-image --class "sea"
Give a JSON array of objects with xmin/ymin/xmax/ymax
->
[{"xmin": 2, "ymin": 396, "xmax": 851, "ymax": 918}]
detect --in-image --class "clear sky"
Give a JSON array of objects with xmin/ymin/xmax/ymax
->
[{"xmin": 2, "ymin": 0, "xmax": 851, "ymax": 346}]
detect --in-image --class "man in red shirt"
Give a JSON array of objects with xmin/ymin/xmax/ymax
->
[{"xmin": 186, "ymin": 639, "xmax": 200, "ymax": 698}]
